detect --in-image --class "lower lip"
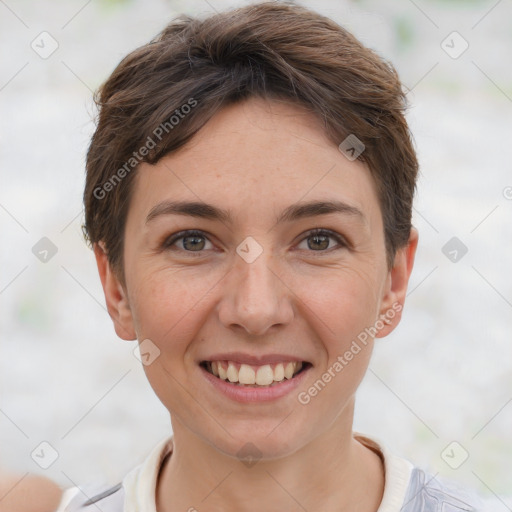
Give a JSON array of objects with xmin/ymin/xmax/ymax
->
[{"xmin": 200, "ymin": 364, "xmax": 311, "ymax": 403}]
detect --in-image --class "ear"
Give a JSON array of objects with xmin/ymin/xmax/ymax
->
[
  {"xmin": 94, "ymin": 242, "xmax": 137, "ymax": 341},
  {"xmin": 375, "ymin": 227, "xmax": 419, "ymax": 338}
]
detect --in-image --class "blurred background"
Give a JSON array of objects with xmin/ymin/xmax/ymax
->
[{"xmin": 1, "ymin": 0, "xmax": 511, "ymax": 507}]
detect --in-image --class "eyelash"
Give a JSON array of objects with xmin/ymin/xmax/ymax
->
[{"xmin": 161, "ymin": 228, "xmax": 348, "ymax": 256}]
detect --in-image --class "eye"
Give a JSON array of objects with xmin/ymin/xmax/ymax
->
[
  {"xmin": 296, "ymin": 229, "xmax": 347, "ymax": 252},
  {"xmin": 162, "ymin": 230, "xmax": 214, "ymax": 253},
  {"xmin": 161, "ymin": 228, "xmax": 348, "ymax": 255}
]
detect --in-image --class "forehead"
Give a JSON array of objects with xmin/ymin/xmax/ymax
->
[{"xmin": 128, "ymin": 97, "xmax": 382, "ymax": 229}]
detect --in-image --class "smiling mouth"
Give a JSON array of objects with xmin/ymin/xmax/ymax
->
[{"xmin": 200, "ymin": 360, "xmax": 311, "ymax": 387}]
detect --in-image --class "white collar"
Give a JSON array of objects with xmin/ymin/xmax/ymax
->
[
  {"xmin": 354, "ymin": 433, "xmax": 414, "ymax": 511},
  {"xmin": 122, "ymin": 434, "xmax": 414, "ymax": 511},
  {"xmin": 123, "ymin": 436, "xmax": 172, "ymax": 512}
]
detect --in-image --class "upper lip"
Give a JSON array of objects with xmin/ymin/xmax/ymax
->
[{"xmin": 199, "ymin": 352, "xmax": 309, "ymax": 365}]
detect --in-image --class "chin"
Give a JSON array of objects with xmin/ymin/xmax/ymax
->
[{"xmin": 202, "ymin": 422, "xmax": 307, "ymax": 462}]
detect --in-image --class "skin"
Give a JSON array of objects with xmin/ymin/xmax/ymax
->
[
  {"xmin": 95, "ymin": 96, "xmax": 418, "ymax": 512},
  {"xmin": 0, "ymin": 472, "xmax": 63, "ymax": 512}
]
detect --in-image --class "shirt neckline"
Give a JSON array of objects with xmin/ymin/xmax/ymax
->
[
  {"xmin": 123, "ymin": 434, "xmax": 413, "ymax": 512},
  {"xmin": 354, "ymin": 433, "xmax": 414, "ymax": 512}
]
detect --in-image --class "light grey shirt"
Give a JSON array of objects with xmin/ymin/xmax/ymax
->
[{"xmin": 58, "ymin": 435, "xmax": 487, "ymax": 511}]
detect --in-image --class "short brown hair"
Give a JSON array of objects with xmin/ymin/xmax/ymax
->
[{"xmin": 83, "ymin": 1, "xmax": 418, "ymax": 278}]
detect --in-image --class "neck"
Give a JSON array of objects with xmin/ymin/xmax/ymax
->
[{"xmin": 156, "ymin": 403, "xmax": 384, "ymax": 512}]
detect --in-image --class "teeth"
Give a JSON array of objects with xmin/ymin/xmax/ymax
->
[
  {"xmin": 255, "ymin": 365, "xmax": 274, "ymax": 385},
  {"xmin": 227, "ymin": 362, "xmax": 238, "ymax": 383},
  {"xmin": 217, "ymin": 363, "xmax": 227, "ymax": 380},
  {"xmin": 239, "ymin": 364, "xmax": 256, "ymax": 384},
  {"xmin": 206, "ymin": 360, "xmax": 305, "ymax": 386},
  {"xmin": 274, "ymin": 363, "xmax": 285, "ymax": 381},
  {"xmin": 284, "ymin": 362, "xmax": 295, "ymax": 379}
]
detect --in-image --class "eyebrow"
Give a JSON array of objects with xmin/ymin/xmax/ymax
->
[{"xmin": 145, "ymin": 199, "xmax": 366, "ymax": 226}]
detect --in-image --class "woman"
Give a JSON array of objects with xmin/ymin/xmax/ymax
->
[{"xmin": 53, "ymin": 1, "xmax": 484, "ymax": 510}]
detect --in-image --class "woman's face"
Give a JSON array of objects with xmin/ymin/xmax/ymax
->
[{"xmin": 97, "ymin": 96, "xmax": 416, "ymax": 460}]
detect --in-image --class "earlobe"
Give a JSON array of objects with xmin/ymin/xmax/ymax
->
[
  {"xmin": 94, "ymin": 243, "xmax": 137, "ymax": 341},
  {"xmin": 375, "ymin": 227, "xmax": 419, "ymax": 338}
]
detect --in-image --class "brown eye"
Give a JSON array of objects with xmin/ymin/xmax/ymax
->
[
  {"xmin": 163, "ymin": 230, "xmax": 213, "ymax": 253},
  {"xmin": 297, "ymin": 229, "xmax": 347, "ymax": 252},
  {"xmin": 182, "ymin": 234, "xmax": 206, "ymax": 251}
]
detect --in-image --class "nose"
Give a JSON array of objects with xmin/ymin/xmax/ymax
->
[{"xmin": 217, "ymin": 250, "xmax": 294, "ymax": 336}]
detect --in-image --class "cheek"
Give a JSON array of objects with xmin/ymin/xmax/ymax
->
[
  {"xmin": 293, "ymin": 270, "xmax": 379, "ymax": 414},
  {"xmin": 128, "ymin": 269, "xmax": 211, "ymax": 407},
  {"xmin": 129, "ymin": 266, "xmax": 210, "ymax": 349},
  {"xmin": 295, "ymin": 266, "xmax": 381, "ymax": 346}
]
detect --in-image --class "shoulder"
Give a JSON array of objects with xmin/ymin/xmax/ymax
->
[
  {"xmin": 354, "ymin": 433, "xmax": 488, "ymax": 512},
  {"xmin": 56, "ymin": 482, "xmax": 124, "ymax": 511},
  {"xmin": 55, "ymin": 436, "xmax": 173, "ymax": 512},
  {"xmin": 402, "ymin": 467, "xmax": 487, "ymax": 512}
]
